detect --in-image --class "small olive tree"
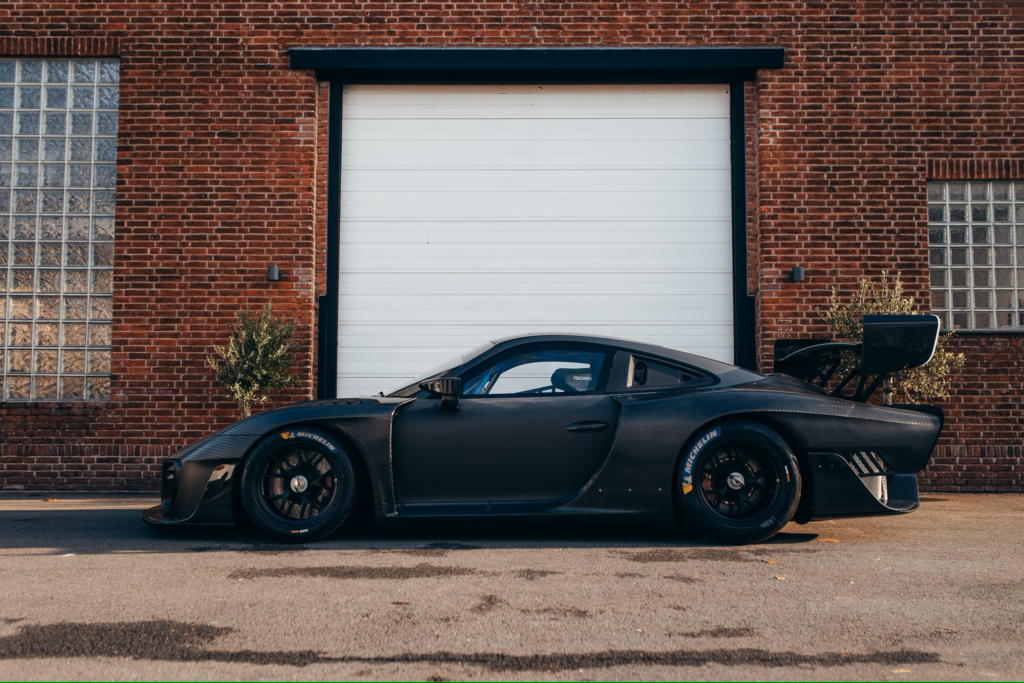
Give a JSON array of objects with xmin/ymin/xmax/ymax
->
[
  {"xmin": 207, "ymin": 303, "xmax": 296, "ymax": 418},
  {"xmin": 819, "ymin": 272, "xmax": 965, "ymax": 404}
]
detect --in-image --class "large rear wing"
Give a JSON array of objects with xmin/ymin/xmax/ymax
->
[{"xmin": 773, "ymin": 314, "xmax": 940, "ymax": 403}]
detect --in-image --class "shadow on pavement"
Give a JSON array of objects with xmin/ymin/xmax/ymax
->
[{"xmin": 0, "ymin": 508, "xmax": 819, "ymax": 556}]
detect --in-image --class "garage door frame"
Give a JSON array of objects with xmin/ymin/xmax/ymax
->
[{"xmin": 289, "ymin": 47, "xmax": 786, "ymax": 399}]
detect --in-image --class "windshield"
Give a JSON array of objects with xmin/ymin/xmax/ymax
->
[{"xmin": 387, "ymin": 341, "xmax": 495, "ymax": 397}]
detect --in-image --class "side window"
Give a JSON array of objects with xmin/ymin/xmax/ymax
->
[
  {"xmin": 462, "ymin": 347, "xmax": 607, "ymax": 396},
  {"xmin": 627, "ymin": 355, "xmax": 708, "ymax": 389}
]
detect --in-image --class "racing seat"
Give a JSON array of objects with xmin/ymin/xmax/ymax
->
[{"xmin": 551, "ymin": 367, "xmax": 595, "ymax": 393}]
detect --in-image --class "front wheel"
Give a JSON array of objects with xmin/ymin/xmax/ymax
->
[
  {"xmin": 677, "ymin": 421, "xmax": 801, "ymax": 544},
  {"xmin": 240, "ymin": 426, "xmax": 357, "ymax": 542}
]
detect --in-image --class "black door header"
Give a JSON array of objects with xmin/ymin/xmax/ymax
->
[{"xmin": 289, "ymin": 46, "xmax": 785, "ymax": 83}]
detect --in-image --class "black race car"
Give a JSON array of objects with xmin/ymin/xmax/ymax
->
[{"xmin": 144, "ymin": 315, "xmax": 944, "ymax": 544}]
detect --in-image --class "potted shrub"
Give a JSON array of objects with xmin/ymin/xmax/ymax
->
[{"xmin": 207, "ymin": 303, "xmax": 296, "ymax": 418}]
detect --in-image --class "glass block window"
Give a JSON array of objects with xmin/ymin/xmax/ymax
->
[
  {"xmin": 928, "ymin": 180, "xmax": 1024, "ymax": 331},
  {"xmin": 1, "ymin": 58, "xmax": 117, "ymax": 400}
]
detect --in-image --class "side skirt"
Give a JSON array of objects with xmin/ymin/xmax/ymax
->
[{"xmin": 394, "ymin": 496, "xmax": 640, "ymax": 518}]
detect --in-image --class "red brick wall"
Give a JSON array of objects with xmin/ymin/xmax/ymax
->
[
  {"xmin": 921, "ymin": 334, "xmax": 1024, "ymax": 492},
  {"xmin": 0, "ymin": 2, "xmax": 1021, "ymax": 491}
]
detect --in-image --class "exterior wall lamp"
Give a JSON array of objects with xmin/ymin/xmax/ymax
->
[
  {"xmin": 267, "ymin": 264, "xmax": 282, "ymax": 281},
  {"xmin": 790, "ymin": 265, "xmax": 805, "ymax": 282}
]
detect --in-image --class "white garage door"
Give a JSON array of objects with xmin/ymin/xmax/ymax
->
[{"xmin": 337, "ymin": 84, "xmax": 733, "ymax": 396}]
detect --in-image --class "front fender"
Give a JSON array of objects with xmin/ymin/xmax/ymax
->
[
  {"xmin": 152, "ymin": 431, "xmax": 261, "ymax": 524},
  {"xmin": 146, "ymin": 398, "xmax": 408, "ymax": 525}
]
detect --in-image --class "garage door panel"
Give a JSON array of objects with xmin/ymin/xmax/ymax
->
[
  {"xmin": 339, "ymin": 294, "xmax": 734, "ymax": 313},
  {"xmin": 335, "ymin": 328, "xmax": 735, "ymax": 351},
  {"xmin": 339, "ymin": 203, "xmax": 732, "ymax": 221},
  {"xmin": 342, "ymin": 90, "xmax": 731, "ymax": 107},
  {"xmin": 342, "ymin": 167, "xmax": 730, "ymax": 187},
  {"xmin": 342, "ymin": 180, "xmax": 730, "ymax": 196},
  {"xmin": 337, "ymin": 287, "xmax": 732, "ymax": 301},
  {"xmin": 338, "ymin": 218, "xmax": 733, "ymax": 234},
  {"xmin": 338, "ymin": 272, "xmax": 733, "ymax": 295},
  {"xmin": 341, "ymin": 137, "xmax": 731, "ymax": 159},
  {"xmin": 340, "ymin": 230, "xmax": 732, "ymax": 247},
  {"xmin": 344, "ymin": 116, "xmax": 728, "ymax": 131},
  {"xmin": 338, "ymin": 291, "xmax": 734, "ymax": 308},
  {"xmin": 342, "ymin": 153, "xmax": 729, "ymax": 172},
  {"xmin": 344, "ymin": 101, "xmax": 730, "ymax": 119},
  {"xmin": 342, "ymin": 119, "xmax": 730, "ymax": 142},
  {"xmin": 339, "ymin": 239, "xmax": 731, "ymax": 258},
  {"xmin": 340, "ymin": 268, "xmax": 731, "ymax": 282},
  {"xmin": 342, "ymin": 82, "xmax": 730, "ymax": 102},
  {"xmin": 337, "ymin": 84, "xmax": 734, "ymax": 396},
  {"xmin": 340, "ymin": 260, "xmax": 731, "ymax": 275},
  {"xmin": 341, "ymin": 191, "xmax": 731, "ymax": 209},
  {"xmin": 342, "ymin": 306, "xmax": 733, "ymax": 326},
  {"xmin": 340, "ymin": 235, "xmax": 731, "ymax": 248},
  {"xmin": 344, "ymin": 104, "xmax": 729, "ymax": 120}
]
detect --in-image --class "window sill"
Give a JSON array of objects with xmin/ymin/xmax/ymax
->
[
  {"xmin": 0, "ymin": 400, "xmax": 112, "ymax": 407},
  {"xmin": 943, "ymin": 329, "xmax": 1024, "ymax": 336}
]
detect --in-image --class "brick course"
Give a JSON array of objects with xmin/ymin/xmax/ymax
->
[{"xmin": 0, "ymin": 2, "xmax": 1021, "ymax": 491}]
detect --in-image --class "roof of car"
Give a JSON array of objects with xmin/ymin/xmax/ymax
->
[{"xmin": 488, "ymin": 332, "xmax": 742, "ymax": 376}]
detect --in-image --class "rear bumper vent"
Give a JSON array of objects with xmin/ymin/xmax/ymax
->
[
  {"xmin": 843, "ymin": 451, "xmax": 888, "ymax": 477},
  {"xmin": 843, "ymin": 451, "xmax": 888, "ymax": 504}
]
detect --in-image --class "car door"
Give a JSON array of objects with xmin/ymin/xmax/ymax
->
[{"xmin": 391, "ymin": 344, "xmax": 620, "ymax": 504}]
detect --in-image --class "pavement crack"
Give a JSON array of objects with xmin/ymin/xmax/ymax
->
[
  {"xmin": 367, "ymin": 548, "xmax": 453, "ymax": 557},
  {"xmin": 427, "ymin": 542, "xmax": 483, "ymax": 550},
  {"xmin": 366, "ymin": 543, "xmax": 481, "ymax": 558},
  {"xmin": 615, "ymin": 548, "xmax": 750, "ymax": 563},
  {"xmin": 664, "ymin": 574, "xmax": 699, "ymax": 583},
  {"xmin": 0, "ymin": 620, "xmax": 942, "ymax": 671},
  {"xmin": 669, "ymin": 627, "xmax": 756, "ymax": 638},
  {"xmin": 228, "ymin": 565, "xmax": 561, "ymax": 582},
  {"xmin": 513, "ymin": 569, "xmax": 561, "ymax": 581},
  {"xmin": 614, "ymin": 547, "xmax": 821, "ymax": 563},
  {"xmin": 228, "ymin": 564, "xmax": 478, "ymax": 581},
  {"xmin": 518, "ymin": 606, "xmax": 591, "ymax": 619},
  {"xmin": 343, "ymin": 647, "xmax": 940, "ymax": 672}
]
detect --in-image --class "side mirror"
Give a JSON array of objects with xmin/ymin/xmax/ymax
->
[{"xmin": 419, "ymin": 376, "xmax": 461, "ymax": 410}]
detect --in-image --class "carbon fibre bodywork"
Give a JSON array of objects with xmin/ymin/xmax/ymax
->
[
  {"xmin": 144, "ymin": 398, "xmax": 406, "ymax": 525},
  {"xmin": 143, "ymin": 334, "xmax": 943, "ymax": 530}
]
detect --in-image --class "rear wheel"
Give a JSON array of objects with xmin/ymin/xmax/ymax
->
[
  {"xmin": 677, "ymin": 421, "xmax": 801, "ymax": 544},
  {"xmin": 240, "ymin": 427, "xmax": 357, "ymax": 542}
]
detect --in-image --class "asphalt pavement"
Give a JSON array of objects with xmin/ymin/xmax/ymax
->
[{"xmin": 0, "ymin": 493, "xmax": 1022, "ymax": 680}]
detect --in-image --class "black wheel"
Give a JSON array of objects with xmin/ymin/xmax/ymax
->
[
  {"xmin": 240, "ymin": 426, "xmax": 357, "ymax": 542},
  {"xmin": 677, "ymin": 420, "xmax": 801, "ymax": 544}
]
